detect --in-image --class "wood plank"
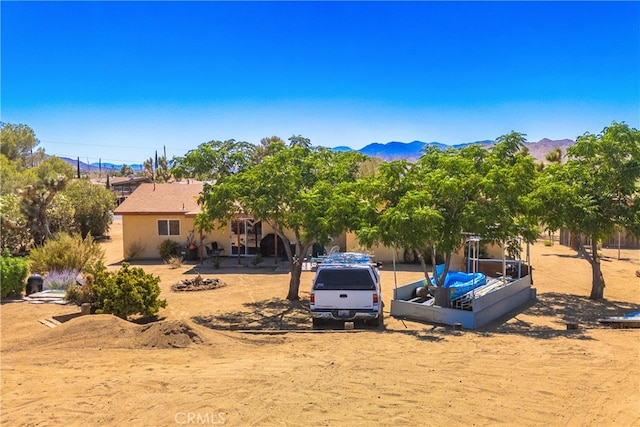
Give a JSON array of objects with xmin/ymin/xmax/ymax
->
[{"xmin": 38, "ymin": 318, "xmax": 59, "ymax": 328}]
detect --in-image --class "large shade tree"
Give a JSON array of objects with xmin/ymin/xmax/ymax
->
[
  {"xmin": 198, "ymin": 137, "xmax": 367, "ymax": 300},
  {"xmin": 63, "ymin": 179, "xmax": 117, "ymax": 238},
  {"xmin": 356, "ymin": 132, "xmax": 539, "ymax": 306},
  {"xmin": 170, "ymin": 139, "xmax": 256, "ymax": 182},
  {"xmin": 530, "ymin": 122, "xmax": 640, "ymax": 299}
]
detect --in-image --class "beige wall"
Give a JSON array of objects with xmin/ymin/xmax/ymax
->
[
  {"xmin": 345, "ymin": 232, "xmax": 514, "ymax": 270},
  {"xmin": 121, "ymin": 215, "xmax": 294, "ymax": 260},
  {"xmin": 122, "ymin": 214, "xmax": 514, "ymax": 263},
  {"xmin": 121, "ymin": 214, "xmax": 198, "ymax": 259},
  {"xmin": 121, "ymin": 214, "xmax": 234, "ymax": 259}
]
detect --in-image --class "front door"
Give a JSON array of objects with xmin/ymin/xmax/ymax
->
[{"xmin": 229, "ymin": 218, "xmax": 262, "ymax": 256}]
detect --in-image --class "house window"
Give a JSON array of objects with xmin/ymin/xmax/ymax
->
[{"xmin": 158, "ymin": 219, "xmax": 180, "ymax": 236}]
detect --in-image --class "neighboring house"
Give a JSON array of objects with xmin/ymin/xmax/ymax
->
[{"xmin": 110, "ymin": 175, "xmax": 152, "ymax": 205}]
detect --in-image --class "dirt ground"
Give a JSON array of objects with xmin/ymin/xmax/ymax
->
[{"xmin": 2, "ymin": 219, "xmax": 639, "ymax": 426}]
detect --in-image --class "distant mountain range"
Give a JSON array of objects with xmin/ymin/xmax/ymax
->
[
  {"xmin": 59, "ymin": 138, "xmax": 574, "ymax": 172},
  {"xmin": 335, "ymin": 138, "xmax": 574, "ymax": 162},
  {"xmin": 59, "ymin": 158, "xmax": 144, "ymax": 173}
]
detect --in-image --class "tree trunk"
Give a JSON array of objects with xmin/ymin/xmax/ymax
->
[
  {"xmin": 287, "ymin": 262, "xmax": 303, "ymax": 300},
  {"xmin": 589, "ymin": 236, "xmax": 605, "ymax": 300},
  {"xmin": 577, "ymin": 235, "xmax": 605, "ymax": 300},
  {"xmin": 434, "ymin": 253, "xmax": 452, "ymax": 308}
]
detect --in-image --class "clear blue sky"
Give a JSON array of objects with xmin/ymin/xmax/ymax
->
[{"xmin": 2, "ymin": 1, "xmax": 639, "ymax": 164}]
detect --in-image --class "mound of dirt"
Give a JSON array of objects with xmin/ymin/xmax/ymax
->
[
  {"xmin": 136, "ymin": 320, "xmax": 204, "ymax": 348},
  {"xmin": 172, "ymin": 277, "xmax": 227, "ymax": 292},
  {"xmin": 30, "ymin": 315, "xmax": 204, "ymax": 350},
  {"xmin": 37, "ymin": 314, "xmax": 138, "ymax": 349}
]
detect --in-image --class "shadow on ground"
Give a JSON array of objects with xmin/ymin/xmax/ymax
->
[
  {"xmin": 193, "ymin": 298, "xmax": 386, "ymax": 331},
  {"xmin": 478, "ymin": 292, "xmax": 640, "ymax": 339},
  {"xmin": 193, "ymin": 298, "xmax": 312, "ymax": 330}
]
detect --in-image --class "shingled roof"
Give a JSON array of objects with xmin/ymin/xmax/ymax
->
[{"xmin": 114, "ymin": 182, "xmax": 204, "ymax": 216}]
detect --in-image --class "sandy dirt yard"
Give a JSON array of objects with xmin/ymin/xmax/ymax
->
[{"xmin": 2, "ymin": 218, "xmax": 639, "ymax": 426}]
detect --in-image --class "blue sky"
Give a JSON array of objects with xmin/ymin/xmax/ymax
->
[{"xmin": 2, "ymin": 1, "xmax": 639, "ymax": 164}]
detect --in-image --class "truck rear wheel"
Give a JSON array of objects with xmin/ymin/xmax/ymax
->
[
  {"xmin": 312, "ymin": 318, "xmax": 323, "ymax": 329},
  {"xmin": 372, "ymin": 313, "xmax": 384, "ymax": 329}
]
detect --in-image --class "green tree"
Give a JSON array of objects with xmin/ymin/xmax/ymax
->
[
  {"xmin": 250, "ymin": 136, "xmax": 286, "ymax": 164},
  {"xmin": 170, "ymin": 139, "xmax": 256, "ymax": 181},
  {"xmin": 143, "ymin": 157, "xmax": 154, "ymax": 180},
  {"xmin": 200, "ymin": 139, "xmax": 367, "ymax": 299},
  {"xmin": 155, "ymin": 155, "xmax": 171, "ymax": 183},
  {"xmin": 0, "ymin": 193, "xmax": 31, "ymax": 253},
  {"xmin": 357, "ymin": 146, "xmax": 487, "ymax": 296},
  {"xmin": 0, "ymin": 154, "xmax": 35, "ymax": 196},
  {"xmin": 47, "ymin": 192, "xmax": 76, "ymax": 235},
  {"xmin": 119, "ymin": 164, "xmax": 134, "ymax": 176},
  {"xmin": 19, "ymin": 157, "xmax": 76, "ymax": 246},
  {"xmin": 0, "ymin": 123, "xmax": 44, "ymax": 166},
  {"xmin": 288, "ymin": 134, "xmax": 312, "ymax": 149},
  {"xmin": 63, "ymin": 179, "xmax": 117, "ymax": 238},
  {"xmin": 531, "ymin": 122, "xmax": 640, "ymax": 299},
  {"xmin": 544, "ymin": 147, "xmax": 563, "ymax": 164},
  {"xmin": 356, "ymin": 132, "xmax": 538, "ymax": 306}
]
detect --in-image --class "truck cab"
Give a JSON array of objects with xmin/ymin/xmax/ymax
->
[{"xmin": 309, "ymin": 252, "xmax": 383, "ymax": 328}]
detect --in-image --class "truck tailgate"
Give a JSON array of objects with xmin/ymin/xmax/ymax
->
[{"xmin": 313, "ymin": 290, "xmax": 375, "ymax": 310}]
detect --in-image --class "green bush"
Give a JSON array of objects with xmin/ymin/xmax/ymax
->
[
  {"xmin": 65, "ymin": 272, "xmax": 96, "ymax": 306},
  {"xmin": 29, "ymin": 232, "xmax": 105, "ymax": 274},
  {"xmin": 0, "ymin": 248, "xmax": 29, "ymax": 298},
  {"xmin": 158, "ymin": 239, "xmax": 180, "ymax": 261},
  {"xmin": 63, "ymin": 179, "xmax": 117, "ymax": 238},
  {"xmin": 66, "ymin": 261, "xmax": 107, "ymax": 306},
  {"xmin": 93, "ymin": 262, "xmax": 167, "ymax": 319},
  {"xmin": 543, "ymin": 239, "xmax": 554, "ymax": 247}
]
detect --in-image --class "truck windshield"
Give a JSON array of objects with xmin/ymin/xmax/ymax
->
[{"xmin": 313, "ymin": 269, "xmax": 375, "ymax": 290}]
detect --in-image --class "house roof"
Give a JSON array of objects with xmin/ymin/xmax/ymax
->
[
  {"xmin": 110, "ymin": 176, "xmax": 152, "ymax": 186},
  {"xmin": 114, "ymin": 182, "xmax": 204, "ymax": 216}
]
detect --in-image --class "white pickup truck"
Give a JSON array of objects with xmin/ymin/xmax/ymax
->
[{"xmin": 309, "ymin": 252, "xmax": 383, "ymax": 328}]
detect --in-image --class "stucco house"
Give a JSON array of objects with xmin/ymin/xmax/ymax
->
[
  {"xmin": 113, "ymin": 181, "xmax": 298, "ymax": 260},
  {"xmin": 113, "ymin": 181, "xmax": 511, "ymax": 267}
]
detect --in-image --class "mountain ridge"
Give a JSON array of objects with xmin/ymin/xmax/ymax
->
[
  {"xmin": 59, "ymin": 138, "xmax": 574, "ymax": 172},
  {"xmin": 339, "ymin": 138, "xmax": 574, "ymax": 162}
]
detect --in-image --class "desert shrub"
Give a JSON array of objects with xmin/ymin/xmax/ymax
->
[
  {"xmin": 43, "ymin": 269, "xmax": 79, "ymax": 290},
  {"xmin": 167, "ymin": 255, "xmax": 183, "ymax": 269},
  {"xmin": 125, "ymin": 240, "xmax": 145, "ymax": 260},
  {"xmin": 66, "ymin": 262, "xmax": 106, "ymax": 305},
  {"xmin": 158, "ymin": 239, "xmax": 180, "ymax": 261},
  {"xmin": 65, "ymin": 273, "xmax": 96, "ymax": 305},
  {"xmin": 0, "ymin": 248, "xmax": 29, "ymax": 298},
  {"xmin": 29, "ymin": 232, "xmax": 105, "ymax": 274},
  {"xmin": 251, "ymin": 253, "xmax": 263, "ymax": 266},
  {"xmin": 93, "ymin": 262, "xmax": 167, "ymax": 319},
  {"xmin": 543, "ymin": 239, "xmax": 554, "ymax": 247}
]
